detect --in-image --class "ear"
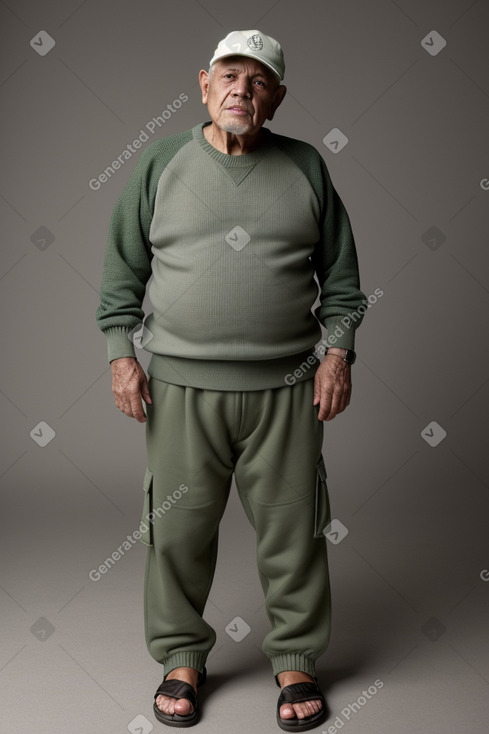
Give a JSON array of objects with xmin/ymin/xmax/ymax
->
[
  {"xmin": 199, "ymin": 70, "xmax": 210, "ymax": 104},
  {"xmin": 267, "ymin": 84, "xmax": 287, "ymax": 121}
]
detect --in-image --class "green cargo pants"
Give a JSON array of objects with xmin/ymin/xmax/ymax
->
[{"xmin": 140, "ymin": 376, "xmax": 331, "ymax": 679}]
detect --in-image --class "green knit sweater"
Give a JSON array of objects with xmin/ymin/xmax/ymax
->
[{"xmin": 96, "ymin": 122, "xmax": 366, "ymax": 390}]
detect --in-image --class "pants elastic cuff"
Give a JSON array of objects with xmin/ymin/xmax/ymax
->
[
  {"xmin": 268, "ymin": 653, "xmax": 317, "ymax": 678},
  {"xmin": 162, "ymin": 651, "xmax": 209, "ymax": 677}
]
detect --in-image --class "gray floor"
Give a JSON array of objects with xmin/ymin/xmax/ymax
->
[{"xmin": 1, "ymin": 437, "xmax": 488, "ymax": 733}]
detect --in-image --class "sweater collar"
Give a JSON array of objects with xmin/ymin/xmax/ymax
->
[{"xmin": 193, "ymin": 122, "xmax": 274, "ymax": 167}]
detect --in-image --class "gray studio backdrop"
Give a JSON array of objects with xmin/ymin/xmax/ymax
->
[{"xmin": 1, "ymin": 1, "xmax": 488, "ymax": 733}]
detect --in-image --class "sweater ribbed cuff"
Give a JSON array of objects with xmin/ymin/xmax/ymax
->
[
  {"xmin": 105, "ymin": 327, "xmax": 137, "ymax": 362},
  {"xmin": 324, "ymin": 316, "xmax": 356, "ymax": 350}
]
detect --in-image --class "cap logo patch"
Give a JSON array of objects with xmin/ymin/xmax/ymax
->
[{"xmin": 247, "ymin": 34, "xmax": 263, "ymax": 51}]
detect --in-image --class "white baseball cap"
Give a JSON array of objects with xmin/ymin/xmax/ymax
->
[{"xmin": 209, "ymin": 30, "xmax": 285, "ymax": 82}]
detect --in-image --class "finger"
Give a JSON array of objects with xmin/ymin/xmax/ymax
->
[
  {"xmin": 339, "ymin": 380, "xmax": 352, "ymax": 412},
  {"xmin": 313, "ymin": 376, "xmax": 321, "ymax": 405},
  {"xmin": 318, "ymin": 388, "xmax": 333, "ymax": 421},
  {"xmin": 324, "ymin": 380, "xmax": 344, "ymax": 420},
  {"xmin": 341, "ymin": 385, "xmax": 351, "ymax": 412},
  {"xmin": 115, "ymin": 393, "xmax": 140, "ymax": 421},
  {"xmin": 324, "ymin": 397, "xmax": 338, "ymax": 421},
  {"xmin": 330, "ymin": 385, "xmax": 346, "ymax": 420},
  {"xmin": 327, "ymin": 383, "xmax": 351, "ymax": 420},
  {"xmin": 141, "ymin": 380, "xmax": 152, "ymax": 405},
  {"xmin": 331, "ymin": 387, "xmax": 344, "ymax": 419},
  {"xmin": 129, "ymin": 395, "xmax": 147, "ymax": 423},
  {"xmin": 114, "ymin": 396, "xmax": 125, "ymax": 413}
]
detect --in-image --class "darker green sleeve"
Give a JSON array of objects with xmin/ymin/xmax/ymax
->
[
  {"xmin": 95, "ymin": 131, "xmax": 192, "ymax": 362},
  {"xmin": 311, "ymin": 155, "xmax": 367, "ymax": 350}
]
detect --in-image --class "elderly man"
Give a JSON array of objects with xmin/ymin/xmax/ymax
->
[{"xmin": 96, "ymin": 29, "xmax": 365, "ymax": 731}]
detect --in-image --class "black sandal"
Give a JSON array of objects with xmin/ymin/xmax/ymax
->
[
  {"xmin": 275, "ymin": 675, "xmax": 327, "ymax": 732},
  {"xmin": 153, "ymin": 666, "xmax": 207, "ymax": 728}
]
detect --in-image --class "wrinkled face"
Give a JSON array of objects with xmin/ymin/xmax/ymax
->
[{"xmin": 199, "ymin": 56, "xmax": 286, "ymax": 137}]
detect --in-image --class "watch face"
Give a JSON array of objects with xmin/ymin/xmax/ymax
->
[{"xmin": 345, "ymin": 349, "xmax": 356, "ymax": 365}]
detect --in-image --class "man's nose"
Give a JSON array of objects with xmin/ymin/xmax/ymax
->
[{"xmin": 232, "ymin": 77, "xmax": 252, "ymax": 98}]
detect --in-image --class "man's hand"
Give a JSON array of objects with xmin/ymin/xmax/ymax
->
[
  {"xmin": 313, "ymin": 352, "xmax": 352, "ymax": 421},
  {"xmin": 110, "ymin": 357, "xmax": 152, "ymax": 423}
]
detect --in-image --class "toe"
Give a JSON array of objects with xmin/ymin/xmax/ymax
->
[
  {"xmin": 174, "ymin": 697, "xmax": 194, "ymax": 715},
  {"xmin": 293, "ymin": 699, "xmax": 322, "ymax": 719},
  {"xmin": 156, "ymin": 694, "xmax": 193, "ymax": 716},
  {"xmin": 293, "ymin": 702, "xmax": 307, "ymax": 719},
  {"xmin": 155, "ymin": 694, "xmax": 168, "ymax": 714},
  {"xmin": 279, "ymin": 703, "xmax": 297, "ymax": 719},
  {"xmin": 156, "ymin": 694, "xmax": 173, "ymax": 715},
  {"xmin": 280, "ymin": 699, "xmax": 323, "ymax": 721}
]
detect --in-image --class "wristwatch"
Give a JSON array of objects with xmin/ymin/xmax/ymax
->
[{"xmin": 325, "ymin": 348, "xmax": 356, "ymax": 365}]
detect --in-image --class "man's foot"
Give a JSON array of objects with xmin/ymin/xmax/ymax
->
[
  {"xmin": 155, "ymin": 666, "xmax": 199, "ymax": 717},
  {"xmin": 276, "ymin": 670, "xmax": 323, "ymax": 721}
]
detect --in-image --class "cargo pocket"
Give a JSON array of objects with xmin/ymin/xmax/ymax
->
[
  {"xmin": 313, "ymin": 455, "xmax": 331, "ymax": 538},
  {"xmin": 139, "ymin": 467, "xmax": 154, "ymax": 547}
]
